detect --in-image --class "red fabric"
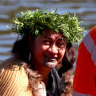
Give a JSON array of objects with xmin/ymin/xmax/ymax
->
[{"xmin": 73, "ymin": 26, "xmax": 96, "ymax": 96}]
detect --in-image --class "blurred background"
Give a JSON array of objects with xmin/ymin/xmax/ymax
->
[{"xmin": 0, "ymin": 0, "xmax": 96, "ymax": 64}]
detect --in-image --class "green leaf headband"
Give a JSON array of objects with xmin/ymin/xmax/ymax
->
[{"xmin": 10, "ymin": 9, "xmax": 85, "ymax": 44}]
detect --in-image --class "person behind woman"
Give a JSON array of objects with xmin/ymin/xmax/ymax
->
[
  {"xmin": 0, "ymin": 10, "xmax": 84, "ymax": 96},
  {"xmin": 73, "ymin": 26, "xmax": 96, "ymax": 96}
]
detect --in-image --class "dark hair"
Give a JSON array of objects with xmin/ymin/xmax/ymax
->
[
  {"xmin": 58, "ymin": 42, "xmax": 76, "ymax": 76},
  {"xmin": 56, "ymin": 42, "xmax": 76, "ymax": 96},
  {"xmin": 11, "ymin": 33, "xmax": 36, "ymax": 64}
]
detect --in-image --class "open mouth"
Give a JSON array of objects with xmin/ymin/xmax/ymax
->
[
  {"xmin": 44, "ymin": 55, "xmax": 57, "ymax": 63},
  {"xmin": 42, "ymin": 55, "xmax": 58, "ymax": 68}
]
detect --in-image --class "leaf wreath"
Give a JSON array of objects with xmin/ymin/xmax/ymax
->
[{"xmin": 10, "ymin": 9, "xmax": 85, "ymax": 44}]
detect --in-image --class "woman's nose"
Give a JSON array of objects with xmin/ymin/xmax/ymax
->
[{"xmin": 48, "ymin": 44, "xmax": 58, "ymax": 54}]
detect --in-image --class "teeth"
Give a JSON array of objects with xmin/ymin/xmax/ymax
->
[
  {"xmin": 43, "ymin": 55, "xmax": 57, "ymax": 68},
  {"xmin": 46, "ymin": 56, "xmax": 56, "ymax": 62},
  {"xmin": 50, "ymin": 59, "xmax": 56, "ymax": 62}
]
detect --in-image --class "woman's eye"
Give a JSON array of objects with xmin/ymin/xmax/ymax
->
[
  {"xmin": 57, "ymin": 42, "xmax": 64, "ymax": 47},
  {"xmin": 42, "ymin": 40, "xmax": 50, "ymax": 44}
]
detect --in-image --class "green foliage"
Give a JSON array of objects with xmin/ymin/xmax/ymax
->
[{"xmin": 10, "ymin": 9, "xmax": 85, "ymax": 44}]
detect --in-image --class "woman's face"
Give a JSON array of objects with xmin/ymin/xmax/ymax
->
[{"xmin": 31, "ymin": 30, "xmax": 66, "ymax": 69}]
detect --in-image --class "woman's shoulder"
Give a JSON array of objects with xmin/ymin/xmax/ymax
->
[
  {"xmin": 0, "ymin": 57, "xmax": 28, "ymax": 83},
  {"xmin": 0, "ymin": 57, "xmax": 29, "ymax": 91},
  {"xmin": 0, "ymin": 57, "xmax": 34, "ymax": 96}
]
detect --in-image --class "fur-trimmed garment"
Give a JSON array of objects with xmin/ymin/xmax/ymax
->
[{"xmin": 0, "ymin": 57, "xmax": 46, "ymax": 96}]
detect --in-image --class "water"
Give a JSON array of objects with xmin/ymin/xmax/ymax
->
[{"xmin": 0, "ymin": 0, "xmax": 96, "ymax": 63}]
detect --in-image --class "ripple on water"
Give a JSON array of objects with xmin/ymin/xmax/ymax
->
[
  {"xmin": 0, "ymin": 47, "xmax": 11, "ymax": 53},
  {"xmin": 0, "ymin": 55, "xmax": 10, "ymax": 62},
  {"xmin": 0, "ymin": 39, "xmax": 15, "ymax": 45},
  {"xmin": 0, "ymin": 5, "xmax": 19, "ymax": 13},
  {"xmin": 0, "ymin": 33, "xmax": 17, "ymax": 40},
  {"xmin": 0, "ymin": 14, "xmax": 10, "ymax": 19},
  {"xmin": 0, "ymin": 23, "xmax": 10, "ymax": 31},
  {"xmin": 0, "ymin": 33, "xmax": 17, "ymax": 62}
]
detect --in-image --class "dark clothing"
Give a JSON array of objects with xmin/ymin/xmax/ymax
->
[{"xmin": 46, "ymin": 67, "xmax": 64, "ymax": 96}]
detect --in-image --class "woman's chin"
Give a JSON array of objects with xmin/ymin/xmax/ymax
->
[{"xmin": 44, "ymin": 62, "xmax": 57, "ymax": 69}]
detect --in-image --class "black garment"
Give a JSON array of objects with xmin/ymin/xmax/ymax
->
[{"xmin": 46, "ymin": 67, "xmax": 64, "ymax": 96}]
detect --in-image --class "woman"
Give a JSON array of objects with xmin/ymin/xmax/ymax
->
[{"xmin": 0, "ymin": 10, "xmax": 84, "ymax": 96}]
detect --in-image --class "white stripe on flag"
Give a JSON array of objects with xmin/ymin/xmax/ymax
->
[
  {"xmin": 73, "ymin": 91, "xmax": 92, "ymax": 96},
  {"xmin": 83, "ymin": 33, "xmax": 96, "ymax": 65}
]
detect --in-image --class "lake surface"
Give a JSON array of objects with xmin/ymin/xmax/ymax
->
[{"xmin": 0, "ymin": 0, "xmax": 96, "ymax": 63}]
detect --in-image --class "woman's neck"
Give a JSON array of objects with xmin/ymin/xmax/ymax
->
[
  {"xmin": 35, "ymin": 66, "xmax": 50, "ymax": 86},
  {"xmin": 31, "ymin": 60, "xmax": 50, "ymax": 85}
]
